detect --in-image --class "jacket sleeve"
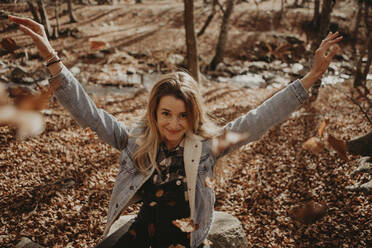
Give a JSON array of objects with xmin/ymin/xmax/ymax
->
[
  {"xmin": 50, "ymin": 65, "xmax": 129, "ymax": 150},
  {"xmin": 216, "ymin": 79, "xmax": 309, "ymax": 158}
]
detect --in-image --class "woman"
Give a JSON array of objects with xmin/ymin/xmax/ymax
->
[{"xmin": 8, "ymin": 15, "xmax": 342, "ymax": 248}]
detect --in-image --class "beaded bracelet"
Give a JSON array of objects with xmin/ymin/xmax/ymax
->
[
  {"xmin": 45, "ymin": 51, "xmax": 58, "ymax": 64},
  {"xmin": 46, "ymin": 58, "xmax": 62, "ymax": 67}
]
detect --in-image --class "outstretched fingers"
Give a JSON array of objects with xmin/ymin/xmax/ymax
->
[{"xmin": 8, "ymin": 15, "xmax": 44, "ymax": 35}]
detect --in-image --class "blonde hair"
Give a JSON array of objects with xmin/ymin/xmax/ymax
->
[{"xmin": 133, "ymin": 71, "xmax": 220, "ymax": 173}]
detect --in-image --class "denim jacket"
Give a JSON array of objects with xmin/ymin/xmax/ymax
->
[{"xmin": 50, "ymin": 65, "xmax": 309, "ymax": 247}]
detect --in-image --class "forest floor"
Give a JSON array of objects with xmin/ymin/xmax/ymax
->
[{"xmin": 1, "ymin": 0, "xmax": 371, "ymax": 247}]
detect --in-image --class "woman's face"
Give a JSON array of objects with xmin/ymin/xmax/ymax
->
[{"xmin": 156, "ymin": 95, "xmax": 190, "ymax": 150}]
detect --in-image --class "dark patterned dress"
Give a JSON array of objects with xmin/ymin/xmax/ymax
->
[{"xmin": 113, "ymin": 142, "xmax": 192, "ymax": 248}]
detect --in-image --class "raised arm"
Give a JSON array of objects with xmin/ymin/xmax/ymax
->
[
  {"xmin": 215, "ymin": 32, "xmax": 342, "ymax": 158},
  {"xmin": 8, "ymin": 15, "xmax": 129, "ymax": 150}
]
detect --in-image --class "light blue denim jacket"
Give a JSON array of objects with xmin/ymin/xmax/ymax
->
[{"xmin": 50, "ymin": 65, "xmax": 309, "ymax": 247}]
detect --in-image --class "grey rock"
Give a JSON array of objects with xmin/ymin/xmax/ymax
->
[
  {"xmin": 107, "ymin": 211, "xmax": 248, "ymax": 248},
  {"xmin": 351, "ymin": 157, "xmax": 372, "ymax": 176},
  {"xmin": 15, "ymin": 237, "xmax": 44, "ymax": 248},
  {"xmin": 168, "ymin": 54, "xmax": 184, "ymax": 65},
  {"xmin": 346, "ymin": 180, "xmax": 372, "ymax": 195},
  {"xmin": 70, "ymin": 66, "xmax": 81, "ymax": 75},
  {"xmin": 208, "ymin": 211, "xmax": 248, "ymax": 248}
]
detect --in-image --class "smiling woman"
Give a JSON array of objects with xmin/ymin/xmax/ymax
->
[{"xmin": 7, "ymin": 14, "xmax": 343, "ymax": 248}]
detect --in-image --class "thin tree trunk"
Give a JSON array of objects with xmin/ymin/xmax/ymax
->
[
  {"xmin": 184, "ymin": 0, "xmax": 200, "ymax": 82},
  {"xmin": 54, "ymin": 0, "xmax": 60, "ymax": 39},
  {"xmin": 312, "ymin": 0, "xmax": 320, "ymax": 27},
  {"xmin": 37, "ymin": 0, "xmax": 52, "ymax": 38},
  {"xmin": 27, "ymin": 1, "xmax": 40, "ymax": 23},
  {"xmin": 68, "ymin": 0, "xmax": 77, "ymax": 23},
  {"xmin": 197, "ymin": 0, "xmax": 217, "ymax": 37},
  {"xmin": 310, "ymin": 0, "xmax": 336, "ymax": 102},
  {"xmin": 209, "ymin": 0, "xmax": 235, "ymax": 71}
]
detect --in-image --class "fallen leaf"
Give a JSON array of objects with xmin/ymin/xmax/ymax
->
[
  {"xmin": 1, "ymin": 37, "xmax": 18, "ymax": 53},
  {"xmin": 317, "ymin": 120, "xmax": 328, "ymax": 138},
  {"xmin": 289, "ymin": 200, "xmax": 327, "ymax": 224},
  {"xmin": 89, "ymin": 40, "xmax": 108, "ymax": 50},
  {"xmin": 172, "ymin": 218, "xmax": 199, "ymax": 233},
  {"xmin": 302, "ymin": 137, "xmax": 324, "ymax": 154},
  {"xmin": 327, "ymin": 134, "xmax": 348, "ymax": 160},
  {"xmin": 155, "ymin": 189, "xmax": 164, "ymax": 198}
]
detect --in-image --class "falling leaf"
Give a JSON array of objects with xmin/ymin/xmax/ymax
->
[
  {"xmin": 1, "ymin": 37, "xmax": 18, "ymax": 53},
  {"xmin": 289, "ymin": 200, "xmax": 327, "ymax": 224},
  {"xmin": 204, "ymin": 177, "xmax": 215, "ymax": 189},
  {"xmin": 149, "ymin": 201, "xmax": 157, "ymax": 207},
  {"xmin": 155, "ymin": 189, "xmax": 164, "ymax": 198},
  {"xmin": 327, "ymin": 134, "xmax": 348, "ymax": 160},
  {"xmin": 89, "ymin": 40, "xmax": 108, "ymax": 50},
  {"xmin": 302, "ymin": 137, "xmax": 324, "ymax": 154},
  {"xmin": 317, "ymin": 120, "xmax": 328, "ymax": 138},
  {"xmin": 212, "ymin": 130, "xmax": 249, "ymax": 154},
  {"xmin": 172, "ymin": 218, "xmax": 199, "ymax": 233}
]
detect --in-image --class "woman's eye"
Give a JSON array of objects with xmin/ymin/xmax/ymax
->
[
  {"xmin": 180, "ymin": 113, "xmax": 187, "ymax": 119},
  {"xmin": 162, "ymin": 112, "xmax": 170, "ymax": 116}
]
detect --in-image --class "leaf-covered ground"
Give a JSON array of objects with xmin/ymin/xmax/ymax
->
[
  {"xmin": 1, "ymin": 0, "xmax": 371, "ymax": 247},
  {"xmin": 1, "ymin": 79, "xmax": 371, "ymax": 247}
]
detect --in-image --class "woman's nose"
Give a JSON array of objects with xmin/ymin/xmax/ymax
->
[{"xmin": 169, "ymin": 117, "xmax": 180, "ymax": 129}]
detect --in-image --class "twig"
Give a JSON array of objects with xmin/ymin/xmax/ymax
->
[{"xmin": 336, "ymin": 85, "xmax": 372, "ymax": 126}]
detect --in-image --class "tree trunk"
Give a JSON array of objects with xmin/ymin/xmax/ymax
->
[
  {"xmin": 184, "ymin": 0, "xmax": 200, "ymax": 82},
  {"xmin": 352, "ymin": 0, "xmax": 363, "ymax": 56},
  {"xmin": 54, "ymin": 0, "xmax": 60, "ymax": 39},
  {"xmin": 353, "ymin": 0, "xmax": 371, "ymax": 88},
  {"xmin": 312, "ymin": 0, "xmax": 320, "ymax": 27},
  {"xmin": 310, "ymin": 0, "xmax": 336, "ymax": 102},
  {"xmin": 68, "ymin": 0, "xmax": 77, "ymax": 23},
  {"xmin": 27, "ymin": 1, "xmax": 40, "ymax": 23},
  {"xmin": 197, "ymin": 0, "xmax": 217, "ymax": 37},
  {"xmin": 37, "ymin": 0, "xmax": 52, "ymax": 38},
  {"xmin": 209, "ymin": 0, "xmax": 235, "ymax": 71}
]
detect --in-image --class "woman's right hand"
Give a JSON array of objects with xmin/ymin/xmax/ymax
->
[{"xmin": 8, "ymin": 15, "xmax": 55, "ymax": 61}]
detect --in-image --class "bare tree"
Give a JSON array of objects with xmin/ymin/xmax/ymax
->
[
  {"xmin": 27, "ymin": 1, "xmax": 40, "ymax": 23},
  {"xmin": 68, "ymin": 0, "xmax": 77, "ymax": 23},
  {"xmin": 309, "ymin": 0, "xmax": 336, "ymax": 102},
  {"xmin": 53, "ymin": 0, "xmax": 60, "ymax": 39},
  {"xmin": 37, "ymin": 0, "xmax": 52, "ymax": 38},
  {"xmin": 184, "ymin": 0, "xmax": 200, "ymax": 82},
  {"xmin": 354, "ymin": 0, "xmax": 371, "ymax": 89},
  {"xmin": 197, "ymin": 0, "xmax": 217, "ymax": 37},
  {"xmin": 209, "ymin": 0, "xmax": 235, "ymax": 71}
]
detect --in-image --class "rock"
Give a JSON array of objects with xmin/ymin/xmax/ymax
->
[
  {"xmin": 351, "ymin": 157, "xmax": 372, "ymax": 176},
  {"xmin": 15, "ymin": 237, "xmax": 44, "ymax": 248},
  {"xmin": 347, "ymin": 131, "xmax": 372, "ymax": 156},
  {"xmin": 105, "ymin": 211, "xmax": 248, "ymax": 248},
  {"xmin": 346, "ymin": 180, "xmax": 372, "ymax": 195},
  {"xmin": 215, "ymin": 62, "xmax": 228, "ymax": 72},
  {"xmin": 127, "ymin": 67, "xmax": 136, "ymax": 75},
  {"xmin": 167, "ymin": 54, "xmax": 184, "ymax": 65},
  {"xmin": 221, "ymin": 73, "xmax": 265, "ymax": 88},
  {"xmin": 70, "ymin": 66, "xmax": 81, "ymax": 75},
  {"xmin": 208, "ymin": 211, "xmax": 249, "ymax": 248}
]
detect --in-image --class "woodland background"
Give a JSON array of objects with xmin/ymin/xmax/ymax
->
[{"xmin": 0, "ymin": 0, "xmax": 371, "ymax": 247}]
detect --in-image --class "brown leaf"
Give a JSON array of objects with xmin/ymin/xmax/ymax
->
[
  {"xmin": 289, "ymin": 200, "xmax": 327, "ymax": 224},
  {"xmin": 302, "ymin": 137, "xmax": 324, "ymax": 154},
  {"xmin": 89, "ymin": 40, "xmax": 108, "ymax": 50},
  {"xmin": 1, "ymin": 37, "xmax": 18, "ymax": 53},
  {"xmin": 172, "ymin": 218, "xmax": 199, "ymax": 233},
  {"xmin": 317, "ymin": 120, "xmax": 328, "ymax": 138},
  {"xmin": 327, "ymin": 134, "xmax": 348, "ymax": 160},
  {"xmin": 155, "ymin": 189, "xmax": 164, "ymax": 198}
]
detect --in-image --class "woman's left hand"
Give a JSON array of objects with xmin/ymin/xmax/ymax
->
[{"xmin": 301, "ymin": 32, "xmax": 343, "ymax": 90}]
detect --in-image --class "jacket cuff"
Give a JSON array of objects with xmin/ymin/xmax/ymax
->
[{"xmin": 290, "ymin": 79, "xmax": 309, "ymax": 104}]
